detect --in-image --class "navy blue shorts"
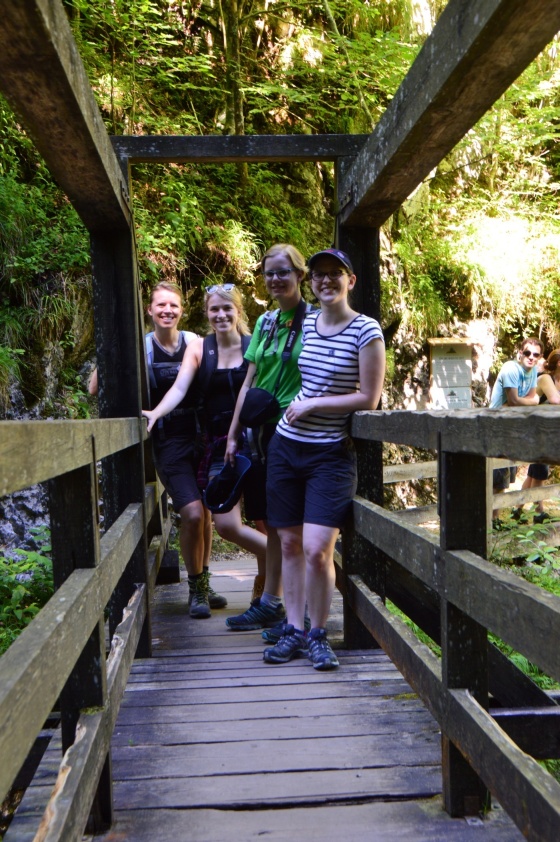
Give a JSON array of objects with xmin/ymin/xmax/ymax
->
[
  {"xmin": 528, "ymin": 463, "xmax": 549, "ymax": 481},
  {"xmin": 152, "ymin": 434, "xmax": 201, "ymax": 510},
  {"xmin": 266, "ymin": 434, "xmax": 357, "ymax": 529}
]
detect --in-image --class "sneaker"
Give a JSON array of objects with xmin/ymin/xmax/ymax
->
[
  {"xmin": 262, "ymin": 614, "xmax": 311, "ymax": 644},
  {"xmin": 202, "ymin": 569, "xmax": 228, "ymax": 609},
  {"xmin": 263, "ymin": 625, "xmax": 308, "ymax": 664},
  {"xmin": 251, "ymin": 574, "xmax": 265, "ymax": 603},
  {"xmin": 307, "ymin": 628, "xmax": 339, "ymax": 671},
  {"xmin": 188, "ymin": 577, "xmax": 211, "ymax": 619},
  {"xmin": 226, "ymin": 597, "xmax": 285, "ymax": 631}
]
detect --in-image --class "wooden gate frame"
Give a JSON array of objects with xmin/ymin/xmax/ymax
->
[{"xmin": 0, "ymin": 1, "xmax": 560, "ymax": 838}]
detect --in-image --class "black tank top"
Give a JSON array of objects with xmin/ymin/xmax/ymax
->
[
  {"xmin": 151, "ymin": 336, "xmax": 199, "ymax": 437},
  {"xmin": 202, "ymin": 363, "xmax": 248, "ymax": 438}
]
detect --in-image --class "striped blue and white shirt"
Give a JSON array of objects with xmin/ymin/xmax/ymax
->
[{"xmin": 276, "ymin": 311, "xmax": 384, "ymax": 444}]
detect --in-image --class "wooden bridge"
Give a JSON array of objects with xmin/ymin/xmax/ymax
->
[{"xmin": 1, "ymin": 2, "xmax": 560, "ymax": 840}]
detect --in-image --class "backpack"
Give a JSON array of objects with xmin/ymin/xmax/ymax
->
[
  {"xmin": 145, "ymin": 330, "xmax": 197, "ymax": 394},
  {"xmin": 256, "ymin": 302, "xmax": 315, "ymax": 352},
  {"xmin": 197, "ymin": 333, "xmax": 252, "ymax": 399}
]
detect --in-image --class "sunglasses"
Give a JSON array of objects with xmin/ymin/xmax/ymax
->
[
  {"xmin": 522, "ymin": 349, "xmax": 541, "ymax": 359},
  {"xmin": 206, "ymin": 283, "xmax": 235, "ymax": 293}
]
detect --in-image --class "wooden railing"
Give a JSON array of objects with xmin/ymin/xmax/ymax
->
[
  {"xmin": 384, "ymin": 458, "xmax": 560, "ymax": 526},
  {"xmin": 0, "ymin": 419, "xmax": 169, "ymax": 840},
  {"xmin": 340, "ymin": 405, "xmax": 560, "ymax": 840}
]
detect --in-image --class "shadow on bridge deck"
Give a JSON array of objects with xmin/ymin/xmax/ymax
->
[{"xmin": 89, "ymin": 554, "xmax": 520, "ymax": 842}]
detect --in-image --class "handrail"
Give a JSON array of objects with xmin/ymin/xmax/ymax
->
[
  {"xmin": 0, "ymin": 417, "xmax": 167, "ymax": 839},
  {"xmin": 343, "ymin": 406, "xmax": 560, "ymax": 840},
  {"xmin": 0, "ymin": 418, "xmax": 145, "ymax": 496}
]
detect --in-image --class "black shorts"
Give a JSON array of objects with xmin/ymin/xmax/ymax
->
[
  {"xmin": 528, "ymin": 463, "xmax": 549, "ymax": 481},
  {"xmin": 266, "ymin": 434, "xmax": 357, "ymax": 529},
  {"xmin": 493, "ymin": 466, "xmax": 517, "ymax": 492},
  {"xmin": 152, "ymin": 434, "xmax": 201, "ymax": 510}
]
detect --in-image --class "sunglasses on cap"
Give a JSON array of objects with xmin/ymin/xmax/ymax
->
[
  {"xmin": 206, "ymin": 283, "xmax": 235, "ymax": 293},
  {"xmin": 522, "ymin": 349, "xmax": 541, "ymax": 359}
]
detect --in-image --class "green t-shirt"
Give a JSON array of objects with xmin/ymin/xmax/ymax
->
[{"xmin": 245, "ymin": 305, "xmax": 306, "ymax": 421}]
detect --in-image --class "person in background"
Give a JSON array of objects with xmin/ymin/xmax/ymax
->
[
  {"xmin": 489, "ymin": 336, "xmax": 543, "ymax": 524},
  {"xmin": 513, "ymin": 347, "xmax": 560, "ymax": 524},
  {"xmin": 263, "ymin": 248, "xmax": 385, "ymax": 670},
  {"xmin": 225, "ymin": 244, "xmax": 314, "ymax": 635},
  {"xmin": 142, "ymin": 284, "xmax": 267, "ymax": 604},
  {"xmin": 142, "ymin": 281, "xmax": 221, "ymax": 618}
]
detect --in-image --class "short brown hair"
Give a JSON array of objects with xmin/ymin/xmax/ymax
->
[{"xmin": 521, "ymin": 336, "xmax": 544, "ymax": 354}]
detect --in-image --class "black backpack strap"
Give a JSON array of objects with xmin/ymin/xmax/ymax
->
[{"xmin": 198, "ymin": 334, "xmax": 219, "ymax": 399}]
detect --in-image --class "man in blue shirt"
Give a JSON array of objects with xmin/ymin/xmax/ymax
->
[
  {"xmin": 490, "ymin": 337, "xmax": 542, "ymax": 409},
  {"xmin": 489, "ymin": 337, "xmax": 543, "ymax": 521}
]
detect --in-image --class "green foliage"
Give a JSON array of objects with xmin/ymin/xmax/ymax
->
[
  {"xmin": 514, "ymin": 522, "xmax": 560, "ymax": 568},
  {"xmin": 490, "ymin": 513, "xmax": 560, "ymax": 571},
  {"xmin": 0, "ymin": 345, "xmax": 23, "ymax": 410},
  {"xmin": 0, "ymin": 527, "xmax": 54, "ymax": 655}
]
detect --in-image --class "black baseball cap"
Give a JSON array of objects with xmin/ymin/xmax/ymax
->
[
  {"xmin": 308, "ymin": 248, "xmax": 353, "ymax": 274},
  {"xmin": 204, "ymin": 454, "xmax": 251, "ymax": 514}
]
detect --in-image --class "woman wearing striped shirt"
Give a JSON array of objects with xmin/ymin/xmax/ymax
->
[{"xmin": 263, "ymin": 249, "xmax": 385, "ymax": 670}]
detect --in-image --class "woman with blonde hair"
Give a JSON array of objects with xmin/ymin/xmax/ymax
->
[
  {"xmin": 143, "ymin": 283, "xmax": 267, "ymax": 609},
  {"xmin": 225, "ymin": 243, "xmax": 315, "ymax": 634}
]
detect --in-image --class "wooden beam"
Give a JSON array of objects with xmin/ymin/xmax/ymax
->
[
  {"xmin": 0, "ymin": 502, "xmax": 144, "ymax": 803},
  {"xmin": 353, "ymin": 495, "xmax": 560, "ymax": 682},
  {"xmin": 351, "ymin": 406, "xmax": 560, "ymax": 464},
  {"xmin": 110, "ymin": 134, "xmax": 369, "ymax": 163},
  {"xmin": 338, "ymin": 0, "xmax": 560, "ymax": 227},
  {"xmin": 0, "ymin": 0, "xmax": 130, "ymax": 232},
  {"xmin": 0, "ymin": 419, "xmax": 145, "ymax": 497},
  {"xmin": 347, "ymin": 576, "xmax": 560, "ymax": 839}
]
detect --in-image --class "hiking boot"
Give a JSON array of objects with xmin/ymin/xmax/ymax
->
[
  {"xmin": 251, "ymin": 574, "xmax": 265, "ymax": 602},
  {"xmin": 307, "ymin": 627, "xmax": 339, "ymax": 671},
  {"xmin": 226, "ymin": 597, "xmax": 285, "ymax": 631},
  {"xmin": 202, "ymin": 568, "xmax": 228, "ymax": 609},
  {"xmin": 262, "ymin": 614, "xmax": 311, "ymax": 644},
  {"xmin": 188, "ymin": 575, "xmax": 211, "ymax": 619},
  {"xmin": 263, "ymin": 625, "xmax": 308, "ymax": 664}
]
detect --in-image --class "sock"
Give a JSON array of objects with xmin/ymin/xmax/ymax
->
[
  {"xmin": 188, "ymin": 572, "xmax": 204, "ymax": 589},
  {"xmin": 261, "ymin": 592, "xmax": 282, "ymax": 608}
]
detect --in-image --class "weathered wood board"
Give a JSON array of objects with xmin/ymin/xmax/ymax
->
[{"xmin": 8, "ymin": 556, "xmax": 523, "ymax": 841}]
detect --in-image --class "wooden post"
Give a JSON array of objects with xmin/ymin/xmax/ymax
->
[
  {"xmin": 90, "ymin": 225, "xmax": 151, "ymax": 657},
  {"xmin": 337, "ymin": 210, "xmax": 385, "ymax": 648},
  {"xmin": 48, "ymin": 457, "xmax": 112, "ymax": 830},
  {"xmin": 439, "ymin": 445, "xmax": 490, "ymax": 816}
]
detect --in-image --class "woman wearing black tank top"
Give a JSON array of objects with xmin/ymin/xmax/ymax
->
[
  {"xmin": 143, "ymin": 284, "xmax": 267, "ymax": 611},
  {"xmin": 144, "ymin": 282, "xmax": 223, "ymax": 619}
]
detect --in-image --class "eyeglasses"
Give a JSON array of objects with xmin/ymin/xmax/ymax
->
[
  {"xmin": 310, "ymin": 269, "xmax": 346, "ymax": 281},
  {"xmin": 263, "ymin": 269, "xmax": 294, "ymax": 280},
  {"xmin": 206, "ymin": 283, "xmax": 235, "ymax": 294},
  {"xmin": 522, "ymin": 349, "xmax": 541, "ymax": 359}
]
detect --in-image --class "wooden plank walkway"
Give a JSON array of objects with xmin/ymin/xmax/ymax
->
[{"xmin": 91, "ymin": 554, "xmax": 521, "ymax": 842}]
